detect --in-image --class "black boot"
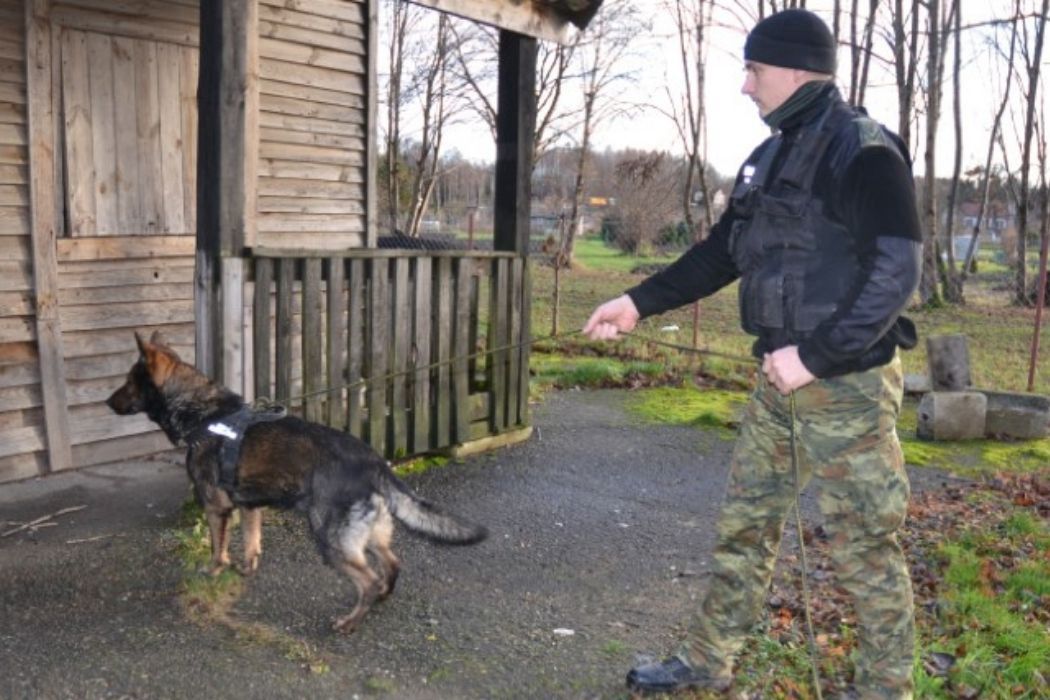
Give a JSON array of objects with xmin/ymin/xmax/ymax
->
[{"xmin": 625, "ymin": 655, "xmax": 732, "ymax": 695}]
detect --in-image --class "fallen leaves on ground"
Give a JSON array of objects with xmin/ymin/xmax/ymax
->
[{"xmin": 741, "ymin": 469, "xmax": 1050, "ymax": 698}]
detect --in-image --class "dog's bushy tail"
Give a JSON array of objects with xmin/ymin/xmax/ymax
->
[{"xmin": 381, "ymin": 472, "xmax": 487, "ymax": 545}]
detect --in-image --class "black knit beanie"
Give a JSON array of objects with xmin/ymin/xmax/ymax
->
[{"xmin": 744, "ymin": 9, "xmax": 837, "ymax": 74}]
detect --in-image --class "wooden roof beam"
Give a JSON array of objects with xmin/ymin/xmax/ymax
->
[{"xmin": 407, "ymin": 0, "xmax": 574, "ymax": 44}]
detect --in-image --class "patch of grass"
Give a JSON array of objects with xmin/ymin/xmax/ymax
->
[
  {"xmin": 916, "ymin": 513, "xmax": 1050, "ymax": 698},
  {"xmin": 599, "ymin": 639, "xmax": 628, "ymax": 657},
  {"xmin": 733, "ymin": 635, "xmax": 824, "ymax": 698},
  {"xmin": 393, "ymin": 454, "xmax": 451, "ymax": 477},
  {"xmin": 624, "ymin": 386, "xmax": 747, "ymax": 434},
  {"xmin": 364, "ymin": 675, "xmax": 397, "ymax": 694},
  {"xmin": 530, "ymin": 354, "xmax": 668, "ymax": 390},
  {"xmin": 571, "ymin": 234, "xmax": 678, "ymax": 274},
  {"xmin": 168, "ymin": 498, "xmax": 330, "ymax": 675}
]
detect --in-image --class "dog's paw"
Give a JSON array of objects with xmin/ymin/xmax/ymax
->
[
  {"xmin": 202, "ymin": 561, "xmax": 230, "ymax": 577},
  {"xmin": 236, "ymin": 555, "xmax": 261, "ymax": 576},
  {"xmin": 332, "ymin": 614, "xmax": 360, "ymax": 634}
]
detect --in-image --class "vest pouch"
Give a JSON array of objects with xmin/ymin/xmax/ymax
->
[
  {"xmin": 792, "ymin": 302, "xmax": 838, "ymax": 333},
  {"xmin": 728, "ymin": 219, "xmax": 758, "ymax": 272},
  {"xmin": 739, "ymin": 268, "xmax": 784, "ymax": 334},
  {"xmin": 755, "ymin": 189, "xmax": 807, "ymax": 220}
]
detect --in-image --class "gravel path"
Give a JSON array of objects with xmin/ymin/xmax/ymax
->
[{"xmin": 0, "ymin": 389, "xmax": 958, "ymax": 700}]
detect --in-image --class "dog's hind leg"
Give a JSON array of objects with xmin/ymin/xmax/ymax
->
[
  {"xmin": 330, "ymin": 552, "xmax": 382, "ymax": 634},
  {"xmin": 204, "ymin": 506, "xmax": 233, "ymax": 576},
  {"xmin": 318, "ymin": 501, "xmax": 384, "ymax": 634},
  {"xmin": 367, "ymin": 504, "xmax": 400, "ymax": 601},
  {"xmin": 239, "ymin": 507, "xmax": 263, "ymax": 575}
]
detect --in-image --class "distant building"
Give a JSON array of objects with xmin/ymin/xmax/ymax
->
[{"xmin": 955, "ymin": 200, "xmax": 1013, "ymax": 242}]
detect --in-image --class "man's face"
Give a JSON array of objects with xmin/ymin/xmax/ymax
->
[{"xmin": 741, "ymin": 61, "xmax": 807, "ymax": 117}]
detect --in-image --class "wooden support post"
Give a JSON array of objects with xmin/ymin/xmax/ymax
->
[
  {"xmin": 494, "ymin": 30, "xmax": 537, "ymax": 256},
  {"xmin": 26, "ymin": 0, "xmax": 72, "ymax": 473},
  {"xmin": 494, "ymin": 30, "xmax": 536, "ymax": 432},
  {"xmin": 365, "ymin": 0, "xmax": 379, "ymax": 245},
  {"xmin": 196, "ymin": 0, "xmax": 258, "ymax": 389}
]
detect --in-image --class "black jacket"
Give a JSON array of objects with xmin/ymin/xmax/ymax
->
[{"xmin": 626, "ymin": 83, "xmax": 922, "ymax": 378}]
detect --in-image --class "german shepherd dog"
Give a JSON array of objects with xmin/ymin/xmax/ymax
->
[{"xmin": 107, "ymin": 332, "xmax": 487, "ymax": 633}]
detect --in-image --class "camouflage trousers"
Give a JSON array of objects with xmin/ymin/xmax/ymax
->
[{"xmin": 686, "ymin": 356, "xmax": 915, "ymax": 699}]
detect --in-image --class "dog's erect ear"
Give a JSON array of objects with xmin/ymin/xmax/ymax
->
[
  {"xmin": 134, "ymin": 332, "xmax": 179, "ymax": 387},
  {"xmin": 136, "ymin": 330, "xmax": 180, "ymax": 358}
]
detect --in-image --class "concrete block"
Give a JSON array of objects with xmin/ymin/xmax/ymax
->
[
  {"xmin": 978, "ymin": 389, "xmax": 1050, "ymax": 439},
  {"xmin": 904, "ymin": 373, "xmax": 931, "ymax": 395},
  {"xmin": 916, "ymin": 391, "xmax": 986, "ymax": 441},
  {"xmin": 926, "ymin": 334, "xmax": 972, "ymax": 390}
]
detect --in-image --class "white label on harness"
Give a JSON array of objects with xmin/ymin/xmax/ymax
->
[
  {"xmin": 742, "ymin": 164, "xmax": 756, "ymax": 184},
  {"xmin": 207, "ymin": 422, "xmax": 238, "ymax": 440}
]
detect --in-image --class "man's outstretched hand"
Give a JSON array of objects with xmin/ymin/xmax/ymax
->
[{"xmin": 582, "ymin": 294, "xmax": 641, "ymax": 341}]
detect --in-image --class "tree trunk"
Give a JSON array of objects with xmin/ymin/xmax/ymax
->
[
  {"xmin": 1015, "ymin": 0, "xmax": 1050, "ymax": 305},
  {"xmin": 941, "ymin": 0, "xmax": 964, "ymax": 303},
  {"xmin": 919, "ymin": 0, "xmax": 942, "ymax": 306},
  {"xmin": 891, "ymin": 0, "xmax": 920, "ymax": 154}
]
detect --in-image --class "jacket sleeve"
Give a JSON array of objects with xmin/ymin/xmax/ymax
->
[
  {"xmin": 798, "ymin": 145, "xmax": 923, "ymax": 377},
  {"xmin": 624, "ymin": 212, "xmax": 741, "ymax": 319}
]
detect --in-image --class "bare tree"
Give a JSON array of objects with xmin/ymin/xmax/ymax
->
[
  {"xmin": 960, "ymin": 10, "xmax": 1021, "ymax": 285},
  {"xmin": 560, "ymin": 3, "xmax": 648, "ymax": 267},
  {"xmin": 847, "ymin": 0, "xmax": 880, "ymax": 105},
  {"xmin": 917, "ymin": 0, "xmax": 958, "ymax": 306},
  {"xmin": 889, "ymin": 0, "xmax": 921, "ymax": 155},
  {"xmin": 383, "ymin": 1, "xmax": 423, "ymax": 234},
  {"xmin": 1013, "ymin": 0, "xmax": 1050, "ymax": 305},
  {"xmin": 608, "ymin": 151, "xmax": 680, "ymax": 254},
  {"xmin": 663, "ymin": 0, "xmax": 714, "ymax": 239},
  {"xmin": 451, "ymin": 24, "xmax": 581, "ymax": 168},
  {"xmin": 403, "ymin": 14, "xmax": 466, "ymax": 237}
]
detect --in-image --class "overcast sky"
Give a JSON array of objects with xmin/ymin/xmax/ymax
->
[{"xmin": 437, "ymin": 2, "xmax": 1026, "ymax": 179}]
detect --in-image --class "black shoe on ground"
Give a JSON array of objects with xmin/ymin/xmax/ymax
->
[{"xmin": 625, "ymin": 655, "xmax": 732, "ymax": 695}]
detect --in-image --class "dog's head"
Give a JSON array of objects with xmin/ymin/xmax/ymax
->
[{"xmin": 106, "ymin": 331, "xmax": 182, "ymax": 416}]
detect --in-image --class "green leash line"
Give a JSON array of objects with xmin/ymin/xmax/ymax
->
[{"xmin": 791, "ymin": 391, "xmax": 825, "ymax": 700}]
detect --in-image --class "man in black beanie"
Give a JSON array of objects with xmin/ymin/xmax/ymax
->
[{"xmin": 584, "ymin": 8, "xmax": 920, "ymax": 699}]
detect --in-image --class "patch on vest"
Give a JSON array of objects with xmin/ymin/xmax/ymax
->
[{"xmin": 854, "ymin": 116, "xmax": 890, "ymax": 149}]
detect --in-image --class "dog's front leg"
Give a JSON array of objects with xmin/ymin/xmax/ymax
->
[
  {"xmin": 204, "ymin": 506, "xmax": 233, "ymax": 576},
  {"xmin": 239, "ymin": 507, "xmax": 263, "ymax": 575}
]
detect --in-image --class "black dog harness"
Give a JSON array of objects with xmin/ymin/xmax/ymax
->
[{"xmin": 194, "ymin": 404, "xmax": 287, "ymax": 490}]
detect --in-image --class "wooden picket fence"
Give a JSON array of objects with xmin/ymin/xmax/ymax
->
[{"xmin": 248, "ymin": 249, "xmax": 531, "ymax": 458}]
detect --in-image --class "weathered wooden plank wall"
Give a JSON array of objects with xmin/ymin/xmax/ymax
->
[
  {"xmin": 0, "ymin": 0, "xmax": 41, "ymax": 482},
  {"xmin": 256, "ymin": 0, "xmax": 370, "ymax": 250},
  {"xmin": 54, "ymin": 2, "xmax": 198, "ymax": 236},
  {"xmin": 0, "ymin": 0, "xmax": 202, "ymax": 483},
  {"xmin": 51, "ymin": 0, "xmax": 199, "ymax": 470}
]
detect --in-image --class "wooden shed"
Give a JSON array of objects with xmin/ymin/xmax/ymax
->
[{"xmin": 0, "ymin": 0, "xmax": 600, "ymax": 485}]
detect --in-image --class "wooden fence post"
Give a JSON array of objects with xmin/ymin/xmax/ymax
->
[{"xmin": 196, "ymin": 0, "xmax": 258, "ymax": 390}]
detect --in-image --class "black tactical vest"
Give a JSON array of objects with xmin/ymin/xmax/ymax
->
[{"xmin": 727, "ymin": 99, "xmax": 902, "ymax": 346}]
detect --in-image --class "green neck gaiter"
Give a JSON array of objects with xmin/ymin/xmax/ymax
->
[{"xmin": 763, "ymin": 80, "xmax": 832, "ymax": 131}]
